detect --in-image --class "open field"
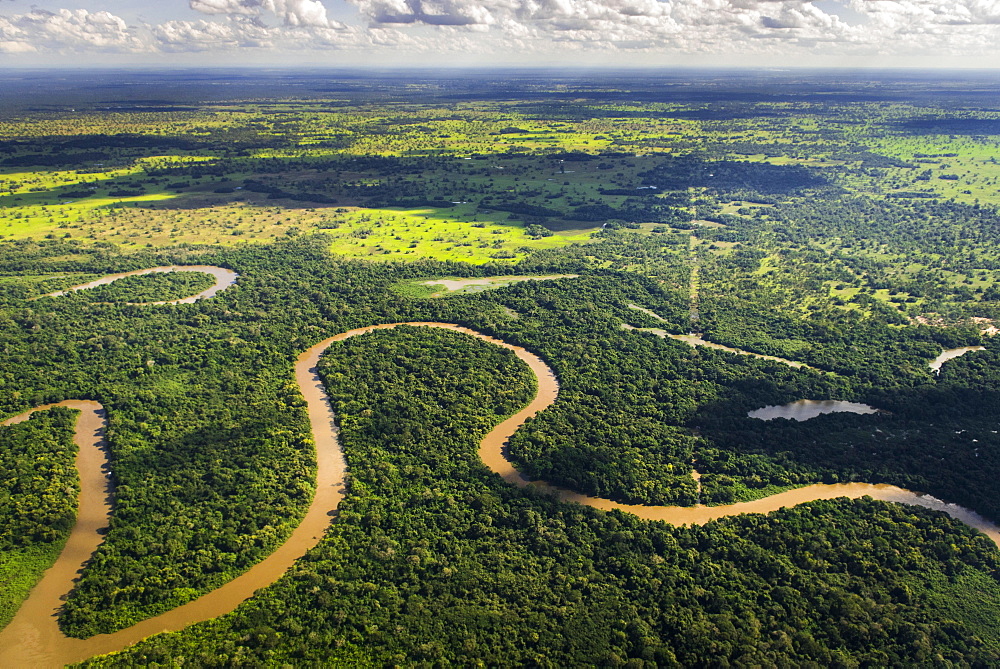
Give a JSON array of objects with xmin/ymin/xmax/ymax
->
[
  {"xmin": 6, "ymin": 71, "xmax": 1000, "ymax": 666},
  {"xmin": 0, "ymin": 200, "xmax": 598, "ymax": 262},
  {"xmin": 395, "ymin": 274, "xmax": 580, "ymax": 298}
]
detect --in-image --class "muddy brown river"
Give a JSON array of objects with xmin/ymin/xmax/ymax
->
[
  {"xmin": 3, "ymin": 315, "xmax": 999, "ymax": 666},
  {"xmin": 38, "ymin": 265, "xmax": 238, "ymax": 305}
]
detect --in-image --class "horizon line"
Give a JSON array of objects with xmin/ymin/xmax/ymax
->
[{"xmin": 3, "ymin": 64, "xmax": 1000, "ymax": 74}]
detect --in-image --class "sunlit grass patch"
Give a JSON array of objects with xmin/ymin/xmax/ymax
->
[
  {"xmin": 324, "ymin": 207, "xmax": 596, "ymax": 263},
  {"xmin": 0, "ymin": 198, "xmax": 598, "ymax": 261}
]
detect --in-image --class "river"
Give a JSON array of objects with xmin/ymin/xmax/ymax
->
[
  {"xmin": 624, "ymin": 305, "xmax": 816, "ymax": 370},
  {"xmin": 2, "ymin": 296, "xmax": 999, "ymax": 664},
  {"xmin": 621, "ymin": 323, "xmax": 815, "ymax": 370},
  {"xmin": 37, "ymin": 265, "xmax": 238, "ymax": 305}
]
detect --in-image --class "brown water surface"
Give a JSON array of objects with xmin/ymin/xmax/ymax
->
[
  {"xmin": 3, "ymin": 321, "xmax": 999, "ymax": 667},
  {"xmin": 0, "ymin": 334, "xmax": 349, "ymax": 667},
  {"xmin": 467, "ymin": 334, "xmax": 1000, "ymax": 542},
  {"xmin": 38, "ymin": 266, "xmax": 238, "ymax": 305},
  {"xmin": 0, "ymin": 322, "xmax": 560, "ymax": 666},
  {"xmin": 0, "ymin": 401, "xmax": 111, "ymax": 668}
]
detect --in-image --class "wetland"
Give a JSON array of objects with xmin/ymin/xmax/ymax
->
[{"xmin": 5, "ymin": 70, "xmax": 1000, "ymax": 666}]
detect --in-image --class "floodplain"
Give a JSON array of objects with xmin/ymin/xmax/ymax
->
[{"xmin": 3, "ymin": 69, "xmax": 1000, "ymax": 666}]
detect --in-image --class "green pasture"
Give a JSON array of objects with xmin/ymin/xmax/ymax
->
[
  {"xmin": 863, "ymin": 133, "xmax": 1000, "ymax": 205},
  {"xmin": 0, "ymin": 197, "xmax": 597, "ymax": 262},
  {"xmin": 325, "ymin": 207, "xmax": 596, "ymax": 263}
]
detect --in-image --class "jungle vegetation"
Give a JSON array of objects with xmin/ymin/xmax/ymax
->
[{"xmin": 2, "ymin": 70, "xmax": 1000, "ymax": 664}]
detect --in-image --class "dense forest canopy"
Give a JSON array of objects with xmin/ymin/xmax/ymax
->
[{"xmin": 3, "ymin": 70, "xmax": 1000, "ymax": 664}]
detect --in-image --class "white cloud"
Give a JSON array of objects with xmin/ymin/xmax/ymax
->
[
  {"xmin": 347, "ymin": 0, "xmax": 854, "ymax": 49},
  {"xmin": 2, "ymin": 0, "xmax": 1000, "ymax": 63},
  {"xmin": 189, "ymin": 0, "xmax": 261, "ymax": 17},
  {"xmin": 0, "ymin": 8, "xmax": 142, "ymax": 53},
  {"xmin": 0, "ymin": 40, "xmax": 36, "ymax": 53},
  {"xmin": 352, "ymin": 0, "xmax": 672, "ymax": 27},
  {"xmin": 339, "ymin": 0, "xmax": 1000, "ymax": 57},
  {"xmin": 0, "ymin": 15, "xmax": 26, "ymax": 44},
  {"xmin": 848, "ymin": 0, "xmax": 1000, "ymax": 27},
  {"xmin": 153, "ymin": 17, "xmax": 272, "ymax": 50},
  {"xmin": 265, "ymin": 0, "xmax": 340, "ymax": 27},
  {"xmin": 189, "ymin": 0, "xmax": 345, "ymax": 29}
]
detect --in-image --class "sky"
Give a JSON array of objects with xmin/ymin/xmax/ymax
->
[{"xmin": 1, "ymin": 0, "xmax": 1000, "ymax": 69}]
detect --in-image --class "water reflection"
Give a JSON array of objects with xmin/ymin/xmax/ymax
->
[{"xmin": 749, "ymin": 399, "xmax": 878, "ymax": 421}]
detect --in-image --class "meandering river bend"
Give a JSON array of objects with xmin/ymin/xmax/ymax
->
[
  {"xmin": 3, "ymin": 275, "xmax": 1000, "ymax": 666},
  {"xmin": 37, "ymin": 266, "xmax": 238, "ymax": 305}
]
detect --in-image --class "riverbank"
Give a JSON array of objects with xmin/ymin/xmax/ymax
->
[
  {"xmin": 37, "ymin": 266, "xmax": 238, "ymax": 305},
  {"xmin": 3, "ymin": 319, "xmax": 999, "ymax": 665}
]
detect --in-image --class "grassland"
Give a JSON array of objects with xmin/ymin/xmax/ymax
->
[
  {"xmin": 7, "ymin": 72, "xmax": 1000, "ymax": 666},
  {"xmin": 0, "ymin": 200, "xmax": 596, "ymax": 263},
  {"xmin": 5, "ymin": 79, "xmax": 1000, "ymax": 314},
  {"xmin": 324, "ymin": 207, "xmax": 594, "ymax": 263}
]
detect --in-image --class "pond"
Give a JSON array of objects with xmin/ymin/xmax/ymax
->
[{"xmin": 748, "ymin": 399, "xmax": 878, "ymax": 421}]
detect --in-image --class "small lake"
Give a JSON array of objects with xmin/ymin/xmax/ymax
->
[
  {"xmin": 749, "ymin": 399, "xmax": 878, "ymax": 421},
  {"xmin": 929, "ymin": 346, "xmax": 985, "ymax": 374}
]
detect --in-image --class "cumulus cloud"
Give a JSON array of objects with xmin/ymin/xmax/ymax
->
[
  {"xmin": 267, "ymin": 0, "xmax": 339, "ymax": 27},
  {"xmin": 189, "ymin": 0, "xmax": 261, "ymax": 17},
  {"xmin": 353, "ymin": 0, "xmax": 672, "ymax": 28},
  {"xmin": 357, "ymin": 0, "xmax": 494, "ymax": 25},
  {"xmin": 848, "ymin": 0, "xmax": 1000, "ymax": 27},
  {"xmin": 171, "ymin": 0, "xmax": 359, "ymax": 53},
  {"xmin": 153, "ymin": 17, "xmax": 272, "ymax": 50},
  {"xmin": 0, "ymin": 8, "xmax": 142, "ymax": 52},
  {"xmin": 341, "ymin": 0, "xmax": 1000, "ymax": 55},
  {"xmin": 0, "ymin": 15, "xmax": 32, "ymax": 53},
  {"xmin": 346, "ymin": 0, "xmax": 856, "ymax": 49},
  {"xmin": 190, "ymin": 0, "xmax": 345, "ymax": 29},
  {"xmin": 4, "ymin": 0, "xmax": 1000, "ymax": 61}
]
